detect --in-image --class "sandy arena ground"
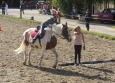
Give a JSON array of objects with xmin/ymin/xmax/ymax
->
[{"xmin": 0, "ymin": 16, "xmax": 115, "ymax": 83}]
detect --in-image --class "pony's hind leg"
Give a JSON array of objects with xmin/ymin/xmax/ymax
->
[
  {"xmin": 28, "ymin": 47, "xmax": 33, "ymax": 66},
  {"xmin": 23, "ymin": 32, "xmax": 29, "ymax": 65},
  {"xmin": 23, "ymin": 46, "xmax": 27, "ymax": 65},
  {"xmin": 51, "ymin": 48, "xmax": 58, "ymax": 69}
]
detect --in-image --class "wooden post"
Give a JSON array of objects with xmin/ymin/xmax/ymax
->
[{"xmin": 20, "ymin": 0, "xmax": 23, "ymax": 18}]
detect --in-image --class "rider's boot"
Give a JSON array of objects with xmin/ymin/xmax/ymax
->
[{"xmin": 31, "ymin": 34, "xmax": 40, "ymax": 44}]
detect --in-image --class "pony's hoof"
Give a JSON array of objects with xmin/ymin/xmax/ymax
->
[
  {"xmin": 53, "ymin": 65, "xmax": 56, "ymax": 69},
  {"xmin": 23, "ymin": 62, "xmax": 26, "ymax": 65},
  {"xmin": 38, "ymin": 64, "xmax": 41, "ymax": 68},
  {"xmin": 38, "ymin": 63, "xmax": 42, "ymax": 67},
  {"xmin": 38, "ymin": 66, "xmax": 42, "ymax": 69},
  {"xmin": 29, "ymin": 63, "xmax": 32, "ymax": 66}
]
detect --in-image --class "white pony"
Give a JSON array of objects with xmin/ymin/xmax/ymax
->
[{"xmin": 15, "ymin": 22, "xmax": 72, "ymax": 69}]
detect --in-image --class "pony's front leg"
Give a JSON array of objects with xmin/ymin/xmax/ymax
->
[
  {"xmin": 28, "ymin": 47, "xmax": 33, "ymax": 66},
  {"xmin": 51, "ymin": 48, "xmax": 58, "ymax": 69},
  {"xmin": 38, "ymin": 47, "xmax": 45, "ymax": 68}
]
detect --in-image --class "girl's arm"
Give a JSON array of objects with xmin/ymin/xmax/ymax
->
[
  {"xmin": 74, "ymin": 31, "xmax": 77, "ymax": 35},
  {"xmin": 82, "ymin": 33, "xmax": 85, "ymax": 50}
]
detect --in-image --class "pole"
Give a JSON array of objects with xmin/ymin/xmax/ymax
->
[{"xmin": 20, "ymin": 0, "xmax": 22, "ymax": 18}]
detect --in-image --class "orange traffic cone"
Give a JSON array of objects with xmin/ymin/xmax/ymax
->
[{"xmin": 0, "ymin": 25, "xmax": 2, "ymax": 31}]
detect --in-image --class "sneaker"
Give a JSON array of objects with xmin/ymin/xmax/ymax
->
[
  {"xmin": 74, "ymin": 63, "xmax": 77, "ymax": 66},
  {"xmin": 79, "ymin": 64, "xmax": 82, "ymax": 66},
  {"xmin": 31, "ymin": 39, "xmax": 35, "ymax": 44}
]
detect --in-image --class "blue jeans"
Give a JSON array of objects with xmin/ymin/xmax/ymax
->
[
  {"xmin": 85, "ymin": 18, "xmax": 90, "ymax": 31},
  {"xmin": 37, "ymin": 23, "xmax": 46, "ymax": 36},
  {"xmin": 71, "ymin": 12, "xmax": 76, "ymax": 15},
  {"xmin": 32, "ymin": 23, "xmax": 46, "ymax": 43},
  {"xmin": 2, "ymin": 7, "xmax": 5, "ymax": 14}
]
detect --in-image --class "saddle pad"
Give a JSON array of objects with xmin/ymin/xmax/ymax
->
[{"xmin": 31, "ymin": 29, "xmax": 45, "ymax": 39}]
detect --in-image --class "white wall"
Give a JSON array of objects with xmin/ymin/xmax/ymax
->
[{"xmin": 92, "ymin": 1, "xmax": 115, "ymax": 15}]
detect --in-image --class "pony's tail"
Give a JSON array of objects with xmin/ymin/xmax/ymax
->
[
  {"xmin": 15, "ymin": 32, "xmax": 29, "ymax": 54},
  {"xmin": 15, "ymin": 39, "xmax": 25, "ymax": 54}
]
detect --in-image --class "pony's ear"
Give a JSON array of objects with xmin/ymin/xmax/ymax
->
[
  {"xmin": 62, "ymin": 24, "xmax": 65, "ymax": 27},
  {"xmin": 65, "ymin": 22, "xmax": 67, "ymax": 26},
  {"xmin": 62, "ymin": 24, "xmax": 64, "ymax": 26}
]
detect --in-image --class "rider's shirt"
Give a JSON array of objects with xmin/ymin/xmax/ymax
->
[{"xmin": 43, "ymin": 17, "xmax": 59, "ymax": 27}]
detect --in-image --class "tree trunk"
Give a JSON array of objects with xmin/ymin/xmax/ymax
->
[{"xmin": 87, "ymin": 0, "xmax": 92, "ymax": 16}]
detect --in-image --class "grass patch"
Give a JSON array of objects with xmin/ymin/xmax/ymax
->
[
  {"xmin": 105, "ymin": 75, "xmax": 111, "ymax": 79},
  {"xmin": 1, "ymin": 14, "xmax": 115, "ymax": 40},
  {"xmin": 109, "ymin": 26, "xmax": 115, "ymax": 29},
  {"xmin": 82, "ymin": 30, "xmax": 115, "ymax": 40},
  {"xmin": 60, "ymin": 13, "xmax": 65, "ymax": 17},
  {"xmin": 69, "ymin": 27, "xmax": 115, "ymax": 40},
  {"xmin": 0, "ymin": 14, "xmax": 41, "ymax": 24}
]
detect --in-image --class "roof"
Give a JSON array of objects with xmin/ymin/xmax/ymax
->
[{"xmin": 38, "ymin": 0, "xmax": 45, "ymax": 3}]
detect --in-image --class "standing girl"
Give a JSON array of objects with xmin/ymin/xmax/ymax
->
[{"xmin": 73, "ymin": 26, "xmax": 85, "ymax": 65}]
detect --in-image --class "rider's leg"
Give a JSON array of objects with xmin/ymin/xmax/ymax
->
[
  {"xmin": 31, "ymin": 33, "xmax": 40, "ymax": 44},
  {"xmin": 31, "ymin": 24, "xmax": 45, "ymax": 44}
]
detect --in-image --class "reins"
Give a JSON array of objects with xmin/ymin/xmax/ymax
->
[{"xmin": 53, "ymin": 31, "xmax": 65, "ymax": 39}]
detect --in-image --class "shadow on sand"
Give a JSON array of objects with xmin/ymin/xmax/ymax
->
[
  {"xmin": 58, "ymin": 59, "xmax": 115, "ymax": 66},
  {"xmin": 25, "ymin": 59, "xmax": 115, "ymax": 81},
  {"xmin": 38, "ymin": 67, "xmax": 110, "ymax": 81}
]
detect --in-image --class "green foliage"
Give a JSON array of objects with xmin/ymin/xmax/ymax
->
[
  {"xmin": 0, "ymin": 14, "xmax": 41, "ymax": 24},
  {"xmin": 106, "ymin": 75, "xmax": 111, "ymax": 79},
  {"xmin": 110, "ymin": 26, "xmax": 115, "ymax": 28},
  {"xmin": 111, "ymin": 0, "xmax": 115, "ymax": 3},
  {"xmin": 82, "ymin": 30, "xmax": 115, "ymax": 40},
  {"xmin": 52, "ymin": 0, "xmax": 115, "ymax": 15},
  {"xmin": 52, "ymin": 0, "xmax": 84, "ymax": 14}
]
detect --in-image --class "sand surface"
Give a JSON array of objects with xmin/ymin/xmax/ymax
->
[{"xmin": 0, "ymin": 16, "xmax": 115, "ymax": 83}]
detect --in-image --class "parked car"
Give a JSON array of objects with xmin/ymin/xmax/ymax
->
[{"xmin": 98, "ymin": 8, "xmax": 115, "ymax": 23}]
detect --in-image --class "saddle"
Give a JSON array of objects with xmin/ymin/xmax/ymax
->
[{"xmin": 31, "ymin": 26, "xmax": 46, "ymax": 39}]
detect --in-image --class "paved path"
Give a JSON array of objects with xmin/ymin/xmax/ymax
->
[{"xmin": 1, "ymin": 9, "xmax": 115, "ymax": 36}]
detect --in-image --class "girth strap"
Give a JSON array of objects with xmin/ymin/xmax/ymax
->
[{"xmin": 38, "ymin": 37, "xmax": 42, "ymax": 47}]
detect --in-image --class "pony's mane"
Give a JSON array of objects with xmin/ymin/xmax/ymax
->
[
  {"xmin": 52, "ymin": 24, "xmax": 63, "ymax": 36},
  {"xmin": 56, "ymin": 24, "xmax": 63, "ymax": 28},
  {"xmin": 53, "ymin": 24, "xmax": 63, "ymax": 30}
]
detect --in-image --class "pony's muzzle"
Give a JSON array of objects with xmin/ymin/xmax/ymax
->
[{"xmin": 66, "ymin": 37, "xmax": 72, "ymax": 42}]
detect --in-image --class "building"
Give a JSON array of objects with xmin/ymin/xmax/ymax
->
[
  {"xmin": 92, "ymin": 1, "xmax": 115, "ymax": 15},
  {"xmin": 0, "ymin": 0, "xmax": 47, "ymax": 8},
  {"xmin": 0, "ymin": 0, "xmax": 20, "ymax": 7}
]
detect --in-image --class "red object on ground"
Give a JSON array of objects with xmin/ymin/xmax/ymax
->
[{"xmin": 0, "ymin": 25, "xmax": 2, "ymax": 31}]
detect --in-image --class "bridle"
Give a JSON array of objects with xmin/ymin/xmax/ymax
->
[
  {"xmin": 53, "ymin": 31, "xmax": 65, "ymax": 39},
  {"xmin": 61, "ymin": 26, "xmax": 71, "ymax": 40},
  {"xmin": 52, "ymin": 27, "xmax": 70, "ymax": 40}
]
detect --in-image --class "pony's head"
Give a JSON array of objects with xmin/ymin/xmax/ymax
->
[
  {"xmin": 53, "ymin": 22, "xmax": 72, "ymax": 42},
  {"xmin": 61, "ymin": 22, "xmax": 72, "ymax": 42}
]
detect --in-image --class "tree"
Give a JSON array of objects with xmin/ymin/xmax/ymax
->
[
  {"xmin": 52, "ymin": 0, "xmax": 115, "ymax": 14},
  {"xmin": 52, "ymin": 0, "xmax": 83, "ymax": 14}
]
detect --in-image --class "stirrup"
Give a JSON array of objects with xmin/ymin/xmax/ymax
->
[{"xmin": 31, "ymin": 39, "xmax": 35, "ymax": 44}]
